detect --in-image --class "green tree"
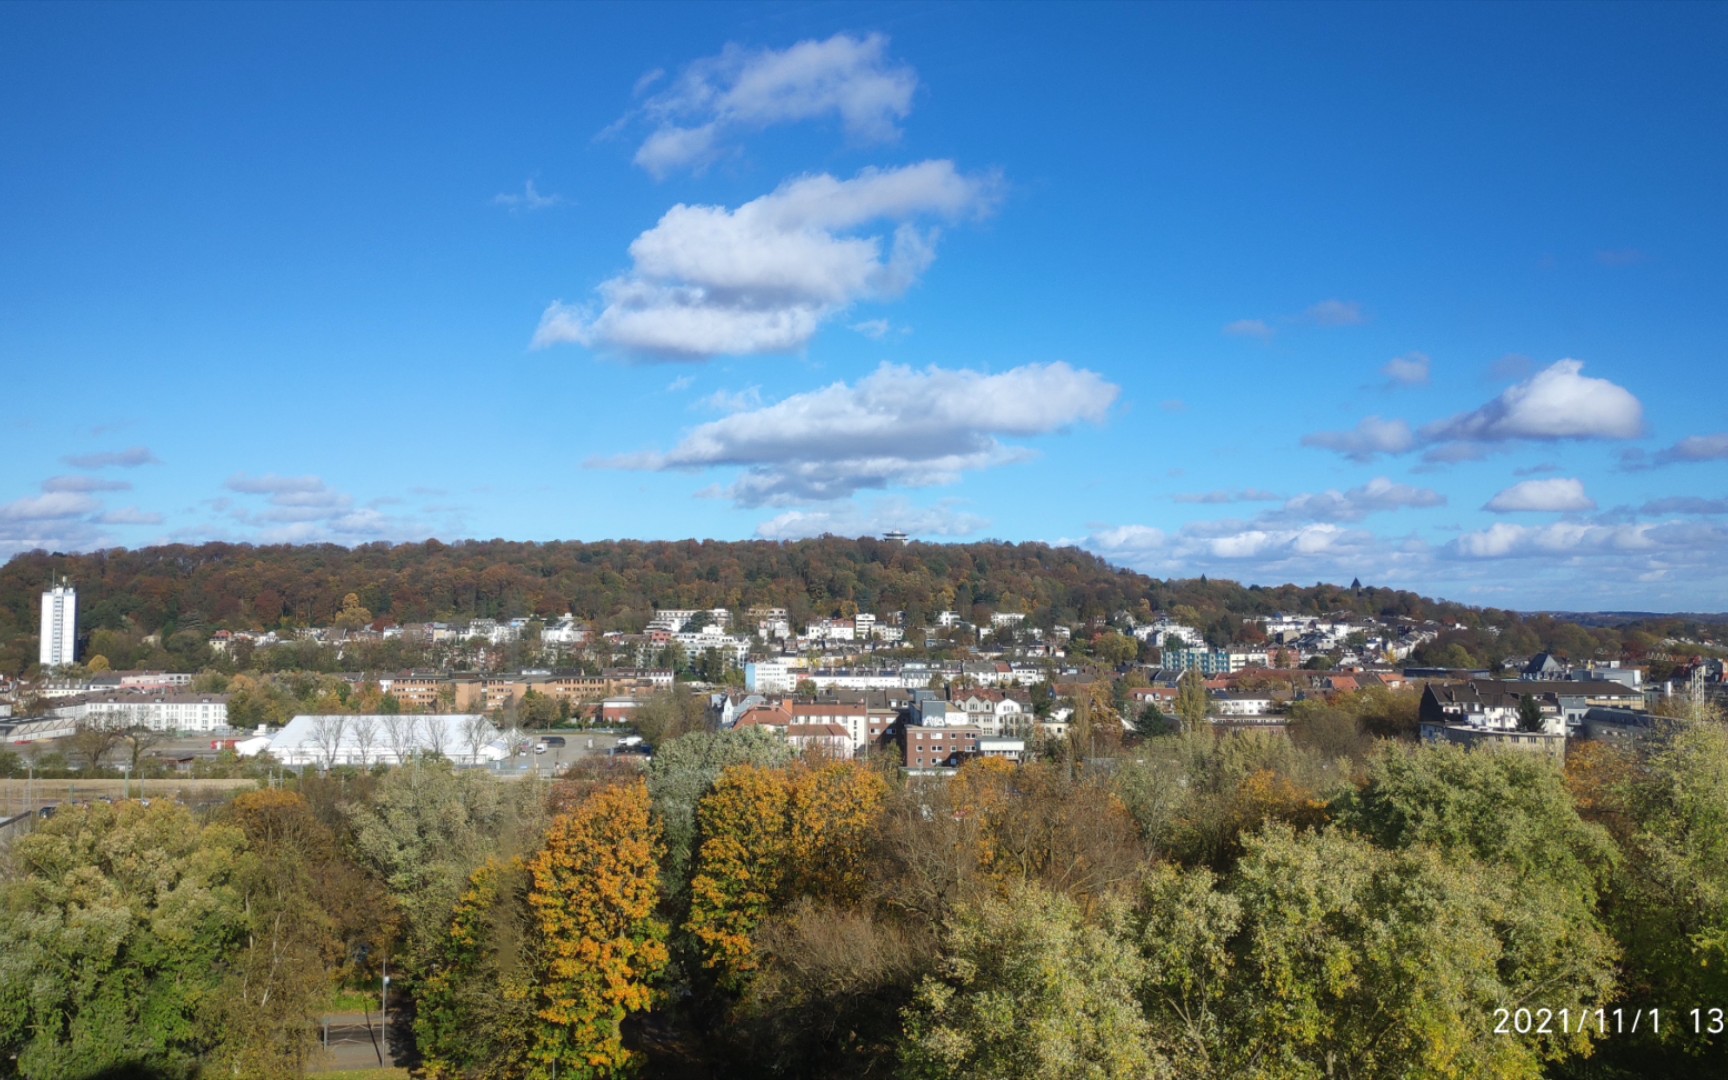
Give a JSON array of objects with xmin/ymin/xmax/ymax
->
[
  {"xmin": 217, "ymin": 788, "xmax": 389, "ymax": 1077},
  {"xmin": 1175, "ymin": 668, "xmax": 1209, "ymax": 732},
  {"xmin": 1608, "ymin": 722, "xmax": 1728, "ymax": 1062},
  {"xmin": 899, "ymin": 883, "xmax": 1157, "ymax": 1080},
  {"xmin": 347, "ymin": 761, "xmax": 549, "ymax": 983},
  {"xmin": 643, "ymin": 726, "xmax": 794, "ymax": 893},
  {"xmin": 1218, "ymin": 825, "xmax": 1600, "ymax": 1077},
  {"xmin": 417, "ymin": 858, "xmax": 539, "ymax": 1080},
  {"xmin": 1132, "ymin": 701, "xmax": 1177, "ymax": 739},
  {"xmin": 1516, "ymin": 693, "xmax": 1544, "ymax": 732},
  {"xmin": 0, "ymin": 802, "xmax": 251, "ymax": 1079},
  {"xmin": 1332, "ymin": 743, "xmax": 1620, "ymax": 1040}
]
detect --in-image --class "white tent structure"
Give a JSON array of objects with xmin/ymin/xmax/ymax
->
[{"xmin": 267, "ymin": 713, "xmax": 506, "ymax": 767}]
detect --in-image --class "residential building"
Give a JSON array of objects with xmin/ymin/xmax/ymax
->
[
  {"xmin": 905, "ymin": 724, "xmax": 981, "ymax": 769},
  {"xmin": 39, "ymin": 580, "xmax": 76, "ymax": 669},
  {"xmin": 1164, "ymin": 648, "xmax": 1242, "ymax": 676},
  {"xmin": 49, "ymin": 693, "xmax": 231, "ymax": 733},
  {"xmin": 1210, "ymin": 691, "xmax": 1273, "ymax": 717},
  {"xmin": 785, "ymin": 723, "xmax": 851, "ymax": 757},
  {"xmin": 790, "ymin": 702, "xmax": 869, "ymax": 752}
]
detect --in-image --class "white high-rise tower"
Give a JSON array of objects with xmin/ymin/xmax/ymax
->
[{"xmin": 40, "ymin": 579, "xmax": 76, "ymax": 669}]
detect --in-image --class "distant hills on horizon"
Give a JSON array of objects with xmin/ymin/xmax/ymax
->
[{"xmin": 0, "ymin": 539, "xmax": 1720, "ymax": 663}]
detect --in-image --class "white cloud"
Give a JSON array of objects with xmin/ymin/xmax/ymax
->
[
  {"xmin": 0, "ymin": 492, "xmax": 99, "ymax": 521},
  {"xmin": 1300, "ymin": 416, "xmax": 1416, "ymax": 462},
  {"xmin": 850, "ymin": 318, "xmax": 892, "ymax": 339},
  {"xmin": 755, "ymin": 497, "xmax": 986, "ymax": 541},
  {"xmin": 1306, "ymin": 299, "xmax": 1366, "ymax": 326},
  {"xmin": 629, "ymin": 33, "xmax": 917, "ymax": 177},
  {"xmin": 1223, "ymin": 318, "xmax": 1274, "ymax": 340},
  {"xmin": 94, "ymin": 507, "xmax": 165, "ymax": 526},
  {"xmin": 42, "ymin": 475, "xmax": 130, "ymax": 493},
  {"xmin": 221, "ymin": 474, "xmax": 434, "ymax": 543},
  {"xmin": 1269, "ymin": 477, "xmax": 1445, "ymax": 523},
  {"xmin": 1382, "ymin": 351, "xmax": 1431, "ymax": 386},
  {"xmin": 492, "ymin": 178, "xmax": 566, "ymax": 211},
  {"xmin": 1484, "ymin": 477, "xmax": 1596, "ymax": 513},
  {"xmin": 1422, "ymin": 359, "xmax": 1643, "ymax": 443},
  {"xmin": 697, "ymin": 386, "xmax": 763, "ymax": 413},
  {"xmin": 1446, "ymin": 522, "xmax": 1661, "ymax": 559},
  {"xmin": 225, "ymin": 473, "xmax": 327, "ymax": 495},
  {"xmin": 603, "ymin": 361, "xmax": 1119, "ymax": 506},
  {"xmin": 62, "ymin": 446, "xmax": 160, "ymax": 468},
  {"xmin": 665, "ymin": 374, "xmax": 695, "ymax": 392},
  {"xmin": 532, "ymin": 161, "xmax": 998, "ymax": 360},
  {"xmin": 1307, "ymin": 360, "xmax": 1644, "ymax": 464},
  {"xmin": 1088, "ymin": 518, "xmax": 1382, "ymax": 572}
]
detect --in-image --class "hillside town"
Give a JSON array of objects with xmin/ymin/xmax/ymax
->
[{"xmin": 5, "ymin": 582, "xmax": 1723, "ymax": 777}]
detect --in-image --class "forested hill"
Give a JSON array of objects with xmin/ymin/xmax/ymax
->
[{"xmin": 1, "ymin": 537, "xmax": 1468, "ymax": 641}]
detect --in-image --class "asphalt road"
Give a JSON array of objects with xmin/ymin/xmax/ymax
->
[{"xmin": 310, "ymin": 1010, "xmax": 395, "ymax": 1071}]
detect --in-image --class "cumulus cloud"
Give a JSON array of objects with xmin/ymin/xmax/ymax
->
[
  {"xmin": 628, "ymin": 33, "xmax": 917, "ymax": 177},
  {"xmin": 492, "ymin": 178, "xmax": 566, "ymax": 211},
  {"xmin": 602, "ymin": 361, "xmax": 1119, "ymax": 506},
  {"xmin": 1422, "ymin": 360, "xmax": 1643, "ymax": 443},
  {"xmin": 1307, "ymin": 360, "xmax": 1644, "ymax": 463},
  {"xmin": 1090, "ymin": 518, "xmax": 1380, "ymax": 571},
  {"xmin": 1223, "ymin": 318, "xmax": 1274, "ymax": 340},
  {"xmin": 1484, "ymin": 477, "xmax": 1596, "ymax": 513},
  {"xmin": 1381, "ymin": 351, "xmax": 1431, "ymax": 386},
  {"xmin": 42, "ymin": 475, "xmax": 131, "ymax": 493},
  {"xmin": 1300, "ymin": 416, "xmax": 1416, "ymax": 462},
  {"xmin": 0, "ymin": 492, "xmax": 99, "ymax": 521},
  {"xmin": 755, "ymin": 497, "xmax": 986, "ymax": 541},
  {"xmin": 1306, "ymin": 299, "xmax": 1366, "ymax": 326},
  {"xmin": 62, "ymin": 446, "xmax": 160, "ymax": 469},
  {"xmin": 1446, "ymin": 522, "xmax": 1666, "ymax": 559},
  {"xmin": 533, "ymin": 161, "xmax": 998, "ymax": 360}
]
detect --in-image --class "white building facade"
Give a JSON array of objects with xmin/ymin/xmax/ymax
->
[{"xmin": 39, "ymin": 582, "xmax": 76, "ymax": 669}]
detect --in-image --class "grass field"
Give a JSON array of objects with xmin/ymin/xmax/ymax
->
[{"xmin": 0, "ymin": 776, "xmax": 259, "ymax": 815}]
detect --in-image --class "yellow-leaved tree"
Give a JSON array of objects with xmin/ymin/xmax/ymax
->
[
  {"xmin": 686, "ymin": 762, "xmax": 888, "ymax": 992},
  {"xmin": 685, "ymin": 764, "xmax": 792, "ymax": 992},
  {"xmin": 527, "ymin": 779, "xmax": 668, "ymax": 1078}
]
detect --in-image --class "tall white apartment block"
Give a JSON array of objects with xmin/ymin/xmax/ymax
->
[{"xmin": 40, "ymin": 580, "xmax": 77, "ymax": 668}]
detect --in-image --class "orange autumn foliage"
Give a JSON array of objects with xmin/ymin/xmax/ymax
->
[
  {"xmin": 526, "ymin": 779, "xmax": 668, "ymax": 1078},
  {"xmin": 685, "ymin": 761, "xmax": 888, "ymax": 992}
]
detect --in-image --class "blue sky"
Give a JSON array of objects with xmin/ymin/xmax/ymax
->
[{"xmin": 3, "ymin": 1, "xmax": 1726, "ymax": 611}]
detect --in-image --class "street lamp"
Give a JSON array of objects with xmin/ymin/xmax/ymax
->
[{"xmin": 380, "ymin": 959, "xmax": 391, "ymax": 1065}]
